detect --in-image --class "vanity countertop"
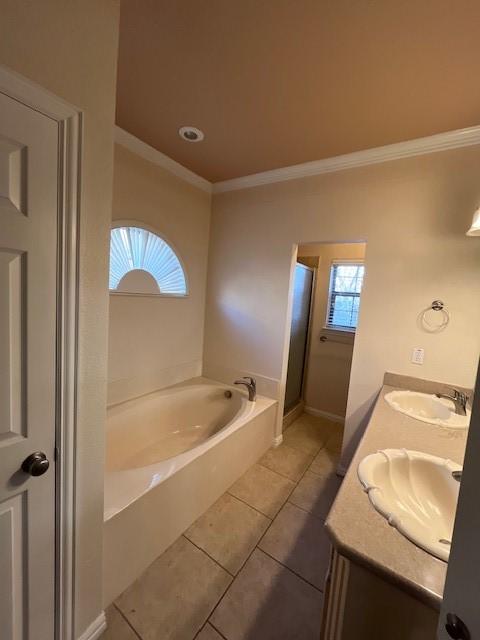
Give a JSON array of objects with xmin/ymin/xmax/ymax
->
[{"xmin": 325, "ymin": 378, "xmax": 468, "ymax": 610}]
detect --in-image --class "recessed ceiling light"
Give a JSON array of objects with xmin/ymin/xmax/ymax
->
[{"xmin": 179, "ymin": 126, "xmax": 204, "ymax": 142}]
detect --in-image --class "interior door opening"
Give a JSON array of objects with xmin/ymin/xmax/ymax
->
[{"xmin": 283, "ymin": 242, "xmax": 367, "ymax": 430}]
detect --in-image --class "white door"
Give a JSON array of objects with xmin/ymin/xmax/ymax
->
[
  {"xmin": 0, "ymin": 91, "xmax": 59, "ymax": 639},
  {"xmin": 438, "ymin": 359, "xmax": 480, "ymax": 640}
]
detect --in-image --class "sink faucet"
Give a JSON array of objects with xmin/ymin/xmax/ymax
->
[
  {"xmin": 234, "ymin": 376, "xmax": 257, "ymax": 402},
  {"xmin": 435, "ymin": 389, "xmax": 468, "ymax": 416}
]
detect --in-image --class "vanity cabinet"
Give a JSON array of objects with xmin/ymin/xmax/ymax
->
[{"xmin": 321, "ymin": 550, "xmax": 439, "ymax": 640}]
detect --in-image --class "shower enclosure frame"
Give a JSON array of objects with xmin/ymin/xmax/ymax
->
[{"xmin": 282, "ymin": 254, "xmax": 317, "ymax": 421}]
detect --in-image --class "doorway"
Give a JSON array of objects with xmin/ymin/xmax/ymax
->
[
  {"xmin": 283, "ymin": 242, "xmax": 367, "ymax": 427},
  {"xmin": 0, "ymin": 67, "xmax": 81, "ymax": 640}
]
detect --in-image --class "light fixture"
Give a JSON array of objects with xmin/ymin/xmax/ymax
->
[
  {"xmin": 466, "ymin": 206, "xmax": 480, "ymax": 236},
  {"xmin": 178, "ymin": 126, "xmax": 204, "ymax": 142}
]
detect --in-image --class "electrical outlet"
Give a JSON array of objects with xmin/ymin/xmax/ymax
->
[{"xmin": 411, "ymin": 347, "xmax": 424, "ymax": 365}]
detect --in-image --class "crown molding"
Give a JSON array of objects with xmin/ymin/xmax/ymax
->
[
  {"xmin": 114, "ymin": 126, "xmax": 212, "ymax": 194},
  {"xmin": 213, "ymin": 125, "xmax": 480, "ymax": 193},
  {"xmin": 115, "ymin": 124, "xmax": 480, "ymax": 196}
]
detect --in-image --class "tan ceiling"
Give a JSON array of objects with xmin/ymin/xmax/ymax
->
[{"xmin": 116, "ymin": 0, "xmax": 480, "ymax": 183}]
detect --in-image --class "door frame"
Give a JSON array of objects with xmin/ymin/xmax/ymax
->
[{"xmin": 0, "ymin": 65, "xmax": 82, "ymax": 640}]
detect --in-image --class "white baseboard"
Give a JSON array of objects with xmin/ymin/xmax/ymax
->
[
  {"xmin": 77, "ymin": 612, "xmax": 107, "ymax": 640},
  {"xmin": 282, "ymin": 402, "xmax": 304, "ymax": 430},
  {"xmin": 273, "ymin": 434, "xmax": 283, "ymax": 447},
  {"xmin": 304, "ymin": 405, "xmax": 345, "ymax": 424}
]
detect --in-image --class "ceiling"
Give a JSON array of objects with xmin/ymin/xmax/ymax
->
[{"xmin": 116, "ymin": 1, "xmax": 480, "ymax": 183}]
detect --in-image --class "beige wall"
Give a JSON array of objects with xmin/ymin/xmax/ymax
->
[
  {"xmin": 204, "ymin": 146, "xmax": 480, "ymax": 469},
  {"xmin": 298, "ymin": 243, "xmax": 366, "ymax": 419},
  {"xmin": 108, "ymin": 145, "xmax": 211, "ymax": 404},
  {"xmin": 0, "ymin": 1, "xmax": 120, "ymax": 636}
]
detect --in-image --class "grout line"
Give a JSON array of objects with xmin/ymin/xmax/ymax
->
[
  {"xmin": 251, "ymin": 419, "xmax": 341, "ymax": 592},
  {"xmin": 255, "ymin": 421, "xmax": 328, "ymax": 543},
  {"xmin": 182, "ymin": 535, "xmax": 236, "ymax": 578},
  {"xmin": 113, "ymin": 603, "xmax": 143, "ymax": 640},
  {"xmin": 194, "ymin": 620, "xmax": 229, "ymax": 640},
  {"xmin": 257, "ymin": 441, "xmax": 316, "ymax": 477},
  {"xmin": 225, "ymin": 490, "xmax": 275, "ymax": 520},
  {"xmin": 256, "ymin": 547, "xmax": 325, "ymax": 594},
  {"xmin": 203, "ymin": 479, "xmax": 302, "ymax": 624},
  {"xmin": 184, "ymin": 535, "xmax": 238, "ymax": 639},
  {"xmin": 189, "ymin": 430, "xmax": 315, "ymax": 631},
  {"xmin": 223, "ymin": 418, "xmax": 328, "ymax": 584},
  {"xmin": 207, "ymin": 620, "xmax": 229, "ymax": 640},
  {"xmin": 115, "ymin": 414, "xmax": 339, "ymax": 640},
  {"xmin": 202, "ymin": 567, "xmax": 238, "ymax": 636},
  {"xmin": 204, "ymin": 416, "xmax": 338, "ymax": 636},
  {"xmin": 280, "ymin": 442, "xmax": 325, "ymax": 457},
  {"xmin": 285, "ymin": 498, "xmax": 327, "ymax": 520},
  {"xmin": 256, "ymin": 459, "xmax": 313, "ymax": 483}
]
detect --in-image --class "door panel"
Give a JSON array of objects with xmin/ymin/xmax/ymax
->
[
  {"xmin": 284, "ymin": 264, "xmax": 314, "ymax": 413},
  {"xmin": 0, "ymin": 250, "xmax": 24, "ymax": 439},
  {"xmin": 0, "ymin": 136, "xmax": 27, "ymax": 216},
  {"xmin": 0, "ymin": 91, "xmax": 58, "ymax": 639},
  {"xmin": 0, "ymin": 494, "xmax": 25, "ymax": 640}
]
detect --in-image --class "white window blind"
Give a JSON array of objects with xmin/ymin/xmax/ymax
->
[
  {"xmin": 326, "ymin": 262, "xmax": 364, "ymax": 330},
  {"xmin": 109, "ymin": 226, "xmax": 187, "ymax": 295}
]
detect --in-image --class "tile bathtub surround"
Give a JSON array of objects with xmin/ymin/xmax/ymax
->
[{"xmin": 103, "ymin": 413, "xmax": 342, "ymax": 640}]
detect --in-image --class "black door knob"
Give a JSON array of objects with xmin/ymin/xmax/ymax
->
[
  {"xmin": 21, "ymin": 452, "xmax": 50, "ymax": 477},
  {"xmin": 445, "ymin": 613, "xmax": 470, "ymax": 640}
]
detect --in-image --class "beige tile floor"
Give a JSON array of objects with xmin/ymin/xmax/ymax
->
[{"xmin": 101, "ymin": 413, "xmax": 343, "ymax": 640}]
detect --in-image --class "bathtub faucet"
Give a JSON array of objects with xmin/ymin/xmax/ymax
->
[{"xmin": 234, "ymin": 377, "xmax": 257, "ymax": 402}]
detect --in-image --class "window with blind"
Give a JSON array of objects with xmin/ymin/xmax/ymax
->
[
  {"xmin": 326, "ymin": 262, "xmax": 364, "ymax": 331},
  {"xmin": 109, "ymin": 226, "xmax": 187, "ymax": 296}
]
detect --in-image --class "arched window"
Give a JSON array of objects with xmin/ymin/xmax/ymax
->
[{"xmin": 109, "ymin": 225, "xmax": 187, "ymax": 296}]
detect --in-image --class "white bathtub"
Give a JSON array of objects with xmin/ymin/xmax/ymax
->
[
  {"xmin": 103, "ymin": 377, "xmax": 277, "ymax": 605},
  {"xmin": 105, "ymin": 379, "xmax": 258, "ymax": 518}
]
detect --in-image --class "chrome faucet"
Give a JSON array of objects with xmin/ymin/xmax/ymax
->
[
  {"xmin": 234, "ymin": 376, "xmax": 257, "ymax": 402},
  {"xmin": 435, "ymin": 389, "xmax": 468, "ymax": 416}
]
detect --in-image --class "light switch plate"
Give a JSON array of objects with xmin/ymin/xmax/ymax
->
[{"xmin": 411, "ymin": 347, "xmax": 425, "ymax": 365}]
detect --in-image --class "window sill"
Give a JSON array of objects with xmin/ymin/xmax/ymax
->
[
  {"xmin": 323, "ymin": 326, "xmax": 356, "ymax": 335},
  {"xmin": 109, "ymin": 291, "xmax": 189, "ymax": 298}
]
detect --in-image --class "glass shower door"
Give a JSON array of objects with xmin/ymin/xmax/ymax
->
[{"xmin": 284, "ymin": 263, "xmax": 314, "ymax": 414}]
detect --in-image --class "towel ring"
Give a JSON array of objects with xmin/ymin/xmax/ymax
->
[{"xmin": 421, "ymin": 300, "xmax": 450, "ymax": 333}]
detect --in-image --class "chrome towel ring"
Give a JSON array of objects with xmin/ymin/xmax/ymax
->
[{"xmin": 421, "ymin": 300, "xmax": 450, "ymax": 333}]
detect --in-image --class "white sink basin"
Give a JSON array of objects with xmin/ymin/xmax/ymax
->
[
  {"xmin": 385, "ymin": 390, "xmax": 470, "ymax": 429},
  {"xmin": 358, "ymin": 449, "xmax": 461, "ymax": 561}
]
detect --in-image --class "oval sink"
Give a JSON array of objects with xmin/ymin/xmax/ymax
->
[
  {"xmin": 385, "ymin": 390, "xmax": 470, "ymax": 429},
  {"xmin": 358, "ymin": 449, "xmax": 461, "ymax": 561}
]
